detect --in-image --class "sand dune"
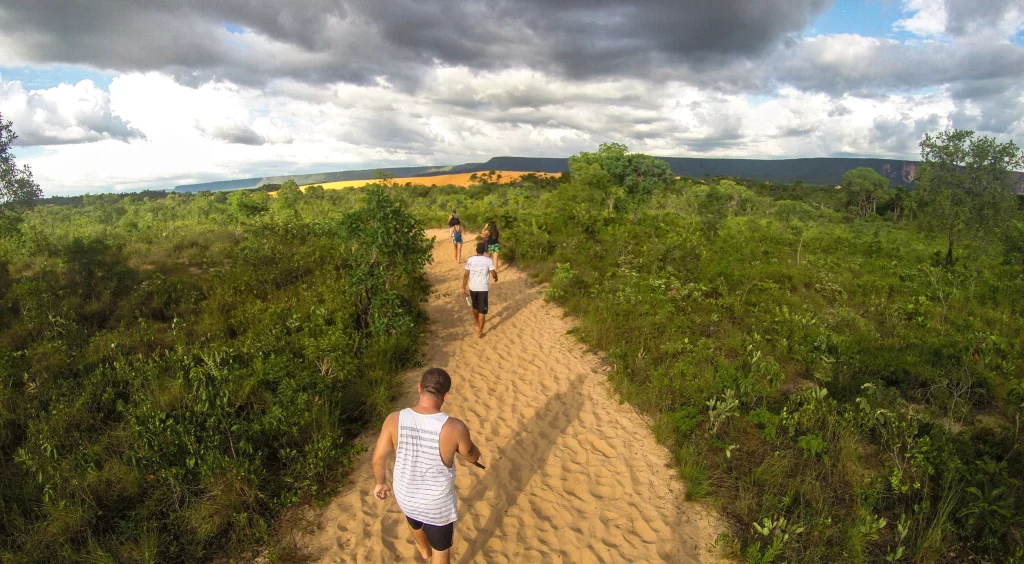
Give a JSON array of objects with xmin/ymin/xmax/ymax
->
[
  {"xmin": 303, "ymin": 171, "xmax": 557, "ymax": 191},
  {"xmin": 298, "ymin": 230, "xmax": 722, "ymax": 562}
]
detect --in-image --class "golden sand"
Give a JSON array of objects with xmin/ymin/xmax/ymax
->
[
  {"xmin": 302, "ymin": 171, "xmax": 557, "ymax": 191},
  {"xmin": 296, "ymin": 230, "xmax": 724, "ymax": 563}
]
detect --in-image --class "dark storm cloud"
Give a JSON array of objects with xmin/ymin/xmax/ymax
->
[
  {"xmin": 0, "ymin": 0, "xmax": 830, "ymax": 87},
  {"xmin": 1, "ymin": 0, "xmax": 1021, "ymax": 162}
]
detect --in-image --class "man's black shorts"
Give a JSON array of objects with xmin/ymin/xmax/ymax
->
[
  {"xmin": 469, "ymin": 290, "xmax": 489, "ymax": 314},
  {"xmin": 406, "ymin": 516, "xmax": 454, "ymax": 551}
]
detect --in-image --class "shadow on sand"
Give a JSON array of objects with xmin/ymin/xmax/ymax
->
[
  {"xmin": 486, "ymin": 275, "xmax": 539, "ymax": 334},
  {"xmin": 456, "ymin": 373, "xmax": 585, "ymax": 564}
]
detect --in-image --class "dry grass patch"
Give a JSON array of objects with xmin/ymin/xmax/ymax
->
[{"xmin": 303, "ymin": 170, "xmax": 557, "ymax": 191}]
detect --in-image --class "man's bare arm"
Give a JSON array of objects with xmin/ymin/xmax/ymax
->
[
  {"xmin": 490, "ymin": 269, "xmax": 498, "ymax": 282},
  {"xmin": 372, "ymin": 412, "xmax": 398, "ymax": 499},
  {"xmin": 462, "ymin": 269, "xmax": 470, "ymax": 296},
  {"xmin": 453, "ymin": 419, "xmax": 481, "ymax": 464}
]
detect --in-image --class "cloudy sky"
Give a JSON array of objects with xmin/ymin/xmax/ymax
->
[{"xmin": 0, "ymin": 0, "xmax": 1022, "ymax": 195}]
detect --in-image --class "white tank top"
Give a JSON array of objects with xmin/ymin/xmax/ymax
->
[{"xmin": 392, "ymin": 408, "xmax": 458, "ymax": 525}]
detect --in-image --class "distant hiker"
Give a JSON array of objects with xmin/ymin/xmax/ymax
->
[
  {"xmin": 373, "ymin": 368, "xmax": 482, "ymax": 564},
  {"xmin": 463, "ymin": 241, "xmax": 497, "ymax": 338},
  {"xmin": 451, "ymin": 219, "xmax": 464, "ymax": 263},
  {"xmin": 481, "ymin": 221, "xmax": 501, "ymax": 271},
  {"xmin": 447, "ymin": 210, "xmax": 459, "ymax": 237}
]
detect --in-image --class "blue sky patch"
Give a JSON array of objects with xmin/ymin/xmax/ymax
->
[
  {"xmin": 808, "ymin": 0, "xmax": 915, "ymax": 42},
  {"xmin": 11, "ymin": 146, "xmax": 48, "ymax": 159},
  {"xmin": 0, "ymin": 65, "xmax": 115, "ymax": 91}
]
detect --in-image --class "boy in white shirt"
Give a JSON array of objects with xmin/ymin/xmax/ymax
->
[{"xmin": 462, "ymin": 241, "xmax": 498, "ymax": 338}]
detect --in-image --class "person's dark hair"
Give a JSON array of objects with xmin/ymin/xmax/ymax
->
[
  {"xmin": 420, "ymin": 368, "xmax": 451, "ymax": 397},
  {"xmin": 476, "ymin": 241, "xmax": 487, "ymax": 254},
  {"xmin": 486, "ymin": 222, "xmax": 499, "ymax": 240},
  {"xmin": 452, "ymin": 209, "xmax": 457, "ymax": 214},
  {"xmin": 452, "ymin": 218, "xmax": 461, "ymax": 226}
]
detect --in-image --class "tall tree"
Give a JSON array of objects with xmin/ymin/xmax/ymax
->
[
  {"xmin": 305, "ymin": 184, "xmax": 325, "ymax": 200},
  {"xmin": 889, "ymin": 186, "xmax": 910, "ymax": 222},
  {"xmin": 617, "ymin": 152, "xmax": 676, "ymax": 210},
  {"xmin": 277, "ymin": 179, "xmax": 302, "ymax": 206},
  {"xmin": 569, "ymin": 143, "xmax": 675, "ymax": 213},
  {"xmin": 0, "ymin": 112, "xmax": 43, "ymax": 208},
  {"xmin": 917, "ymin": 130, "xmax": 1024, "ymax": 266},
  {"xmin": 842, "ymin": 167, "xmax": 889, "ymax": 217},
  {"xmin": 569, "ymin": 142, "xmax": 627, "ymax": 211}
]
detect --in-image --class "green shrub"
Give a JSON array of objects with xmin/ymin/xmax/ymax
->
[
  {"xmin": 394, "ymin": 164, "xmax": 1024, "ymax": 561},
  {"xmin": 0, "ymin": 188, "xmax": 430, "ymax": 561}
]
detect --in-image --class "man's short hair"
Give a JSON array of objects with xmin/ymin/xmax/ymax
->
[
  {"xmin": 421, "ymin": 368, "xmax": 452, "ymax": 397},
  {"xmin": 476, "ymin": 241, "xmax": 487, "ymax": 254}
]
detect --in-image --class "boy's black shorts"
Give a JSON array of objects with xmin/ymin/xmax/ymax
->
[
  {"xmin": 405, "ymin": 516, "xmax": 454, "ymax": 551},
  {"xmin": 469, "ymin": 290, "xmax": 488, "ymax": 314}
]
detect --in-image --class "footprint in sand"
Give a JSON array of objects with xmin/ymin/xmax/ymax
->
[{"xmin": 297, "ymin": 229, "xmax": 723, "ymax": 563}]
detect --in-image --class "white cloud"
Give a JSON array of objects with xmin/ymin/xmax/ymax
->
[
  {"xmin": 895, "ymin": 0, "xmax": 949, "ymax": 36},
  {"xmin": 0, "ymin": 0, "xmax": 1021, "ymax": 198},
  {"xmin": 0, "ymin": 77, "xmax": 144, "ymax": 145},
  {"xmin": 986, "ymin": 4, "xmax": 1024, "ymax": 38},
  {"xmin": 8, "ymin": 66, "xmax": 997, "ymax": 197},
  {"xmin": 251, "ymin": 117, "xmax": 294, "ymax": 144},
  {"xmin": 896, "ymin": 0, "xmax": 1024, "ymax": 39}
]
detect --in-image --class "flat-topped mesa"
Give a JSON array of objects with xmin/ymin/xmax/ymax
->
[{"xmin": 175, "ymin": 156, "xmax": 1019, "ymax": 194}]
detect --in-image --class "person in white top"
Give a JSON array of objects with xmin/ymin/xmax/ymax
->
[
  {"xmin": 372, "ymin": 368, "xmax": 482, "ymax": 563},
  {"xmin": 462, "ymin": 241, "xmax": 498, "ymax": 338}
]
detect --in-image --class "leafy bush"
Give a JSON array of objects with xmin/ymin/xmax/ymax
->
[
  {"xmin": 0, "ymin": 188, "xmax": 429, "ymax": 561},
  {"xmin": 395, "ymin": 154, "xmax": 1024, "ymax": 561}
]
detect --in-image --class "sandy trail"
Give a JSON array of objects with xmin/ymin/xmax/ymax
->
[{"xmin": 301, "ymin": 230, "xmax": 721, "ymax": 563}]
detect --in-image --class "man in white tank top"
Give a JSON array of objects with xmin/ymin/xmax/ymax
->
[{"xmin": 372, "ymin": 368, "xmax": 482, "ymax": 563}]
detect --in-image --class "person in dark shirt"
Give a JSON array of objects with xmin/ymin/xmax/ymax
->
[{"xmin": 481, "ymin": 221, "xmax": 500, "ymax": 271}]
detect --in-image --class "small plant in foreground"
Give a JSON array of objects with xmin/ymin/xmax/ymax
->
[{"xmin": 707, "ymin": 389, "xmax": 740, "ymax": 434}]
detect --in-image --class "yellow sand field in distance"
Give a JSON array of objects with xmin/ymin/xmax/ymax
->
[{"xmin": 302, "ymin": 170, "xmax": 557, "ymax": 191}]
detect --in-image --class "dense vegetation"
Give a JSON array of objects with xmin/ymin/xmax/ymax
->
[
  {"xmin": 4, "ymin": 116, "xmax": 1024, "ymax": 563},
  {"xmin": 394, "ymin": 135, "xmax": 1024, "ymax": 562},
  {"xmin": 0, "ymin": 185, "xmax": 431, "ymax": 562}
]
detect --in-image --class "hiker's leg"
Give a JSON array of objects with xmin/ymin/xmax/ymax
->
[
  {"xmin": 411, "ymin": 528, "xmax": 432, "ymax": 560},
  {"xmin": 492, "ymin": 250, "xmax": 500, "ymax": 271},
  {"xmin": 407, "ymin": 519, "xmax": 432, "ymax": 560},
  {"xmin": 476, "ymin": 291, "xmax": 488, "ymax": 337},
  {"xmin": 422, "ymin": 523, "xmax": 453, "ymax": 564}
]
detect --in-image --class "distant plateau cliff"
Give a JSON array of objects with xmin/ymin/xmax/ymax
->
[{"xmin": 174, "ymin": 156, "xmax": 1024, "ymax": 194}]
